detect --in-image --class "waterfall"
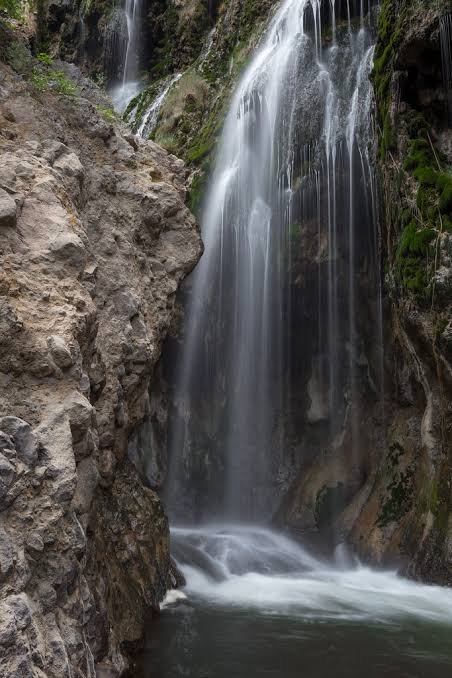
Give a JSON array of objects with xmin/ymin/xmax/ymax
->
[
  {"xmin": 111, "ymin": 0, "xmax": 143, "ymax": 111},
  {"xmin": 166, "ymin": 0, "xmax": 381, "ymax": 524},
  {"xmin": 135, "ymin": 74, "xmax": 183, "ymax": 137},
  {"xmin": 440, "ymin": 12, "xmax": 452, "ymax": 126}
]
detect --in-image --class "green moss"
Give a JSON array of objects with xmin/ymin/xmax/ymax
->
[
  {"xmin": 5, "ymin": 38, "xmax": 30, "ymax": 73},
  {"xmin": 377, "ymin": 444, "xmax": 415, "ymax": 528},
  {"xmin": 395, "ymin": 220, "xmax": 435, "ymax": 294},
  {"xmin": 97, "ymin": 106, "xmax": 117, "ymax": 123},
  {"xmin": 371, "ymin": 0, "xmax": 406, "ymax": 158},
  {"xmin": 439, "ymin": 179, "xmax": 452, "ymax": 212},
  {"xmin": 188, "ymin": 168, "xmax": 209, "ymax": 215}
]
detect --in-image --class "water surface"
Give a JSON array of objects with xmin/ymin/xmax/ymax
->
[{"xmin": 139, "ymin": 526, "xmax": 452, "ymax": 677}]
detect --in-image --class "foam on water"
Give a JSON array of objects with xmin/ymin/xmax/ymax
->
[{"xmin": 171, "ymin": 525, "xmax": 452, "ymax": 625}]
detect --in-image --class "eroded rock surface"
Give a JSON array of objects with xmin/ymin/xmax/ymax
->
[{"xmin": 0, "ymin": 60, "xmax": 202, "ymax": 677}]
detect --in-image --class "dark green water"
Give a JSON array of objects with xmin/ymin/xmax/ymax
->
[{"xmin": 139, "ymin": 601, "xmax": 452, "ymax": 678}]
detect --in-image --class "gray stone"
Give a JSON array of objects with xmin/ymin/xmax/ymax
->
[
  {"xmin": 50, "ymin": 231, "xmax": 86, "ymax": 270},
  {"xmin": 72, "ymin": 457, "xmax": 99, "ymax": 515},
  {"xmin": 25, "ymin": 533, "xmax": 44, "ymax": 553},
  {"xmin": 41, "ymin": 139, "xmax": 68, "ymax": 163},
  {"xmin": 64, "ymin": 391, "xmax": 93, "ymax": 443},
  {"xmin": 47, "ymin": 335, "xmax": 74, "ymax": 369},
  {"xmin": 0, "ymin": 418, "xmax": 38, "ymax": 466},
  {"xmin": 0, "ymin": 187, "xmax": 17, "ymax": 228},
  {"xmin": 0, "ymin": 453, "xmax": 15, "ymax": 499},
  {"xmin": 0, "ymin": 529, "xmax": 14, "ymax": 579},
  {"xmin": 53, "ymin": 152, "xmax": 84, "ymax": 180}
]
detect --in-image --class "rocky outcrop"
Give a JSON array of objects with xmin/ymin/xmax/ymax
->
[
  {"xmin": 0, "ymin": 47, "xmax": 201, "ymax": 677},
  {"xmin": 353, "ymin": 0, "xmax": 452, "ymax": 581}
]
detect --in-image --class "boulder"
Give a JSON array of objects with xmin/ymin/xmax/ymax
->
[{"xmin": 47, "ymin": 335, "xmax": 74, "ymax": 369}]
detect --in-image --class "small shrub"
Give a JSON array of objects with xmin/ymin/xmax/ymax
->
[
  {"xmin": 52, "ymin": 70, "xmax": 77, "ymax": 96},
  {"xmin": 0, "ymin": 0, "xmax": 22, "ymax": 19},
  {"xmin": 97, "ymin": 106, "xmax": 117, "ymax": 123},
  {"xmin": 30, "ymin": 65, "xmax": 49, "ymax": 92},
  {"xmin": 37, "ymin": 51, "xmax": 53, "ymax": 65}
]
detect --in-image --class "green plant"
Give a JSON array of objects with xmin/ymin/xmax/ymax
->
[
  {"xmin": 30, "ymin": 65, "xmax": 50, "ymax": 92},
  {"xmin": 395, "ymin": 220, "xmax": 435, "ymax": 294},
  {"xmin": 37, "ymin": 51, "xmax": 53, "ymax": 65},
  {"xmin": 97, "ymin": 106, "xmax": 117, "ymax": 123},
  {"xmin": 92, "ymin": 71, "xmax": 106, "ymax": 89},
  {"xmin": 0, "ymin": 0, "xmax": 22, "ymax": 19},
  {"xmin": 30, "ymin": 62, "xmax": 78, "ymax": 97},
  {"xmin": 52, "ymin": 70, "xmax": 77, "ymax": 96}
]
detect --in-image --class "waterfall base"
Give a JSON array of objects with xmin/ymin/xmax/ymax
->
[{"xmin": 132, "ymin": 525, "xmax": 452, "ymax": 677}]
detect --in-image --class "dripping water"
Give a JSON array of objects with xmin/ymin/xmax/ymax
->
[
  {"xmin": 440, "ymin": 12, "xmax": 452, "ymax": 126},
  {"xmin": 135, "ymin": 73, "xmax": 182, "ymax": 137},
  {"xmin": 137, "ymin": 2, "xmax": 452, "ymax": 675},
  {"xmin": 111, "ymin": 0, "xmax": 143, "ymax": 111},
  {"xmin": 165, "ymin": 0, "xmax": 383, "ymax": 522}
]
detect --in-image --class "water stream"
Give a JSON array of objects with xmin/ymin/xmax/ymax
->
[
  {"xmin": 111, "ymin": 0, "xmax": 143, "ymax": 111},
  {"xmin": 139, "ymin": 525, "xmax": 452, "ymax": 677},
  {"xmin": 166, "ymin": 0, "xmax": 382, "ymax": 522},
  {"xmin": 133, "ymin": 0, "xmax": 452, "ymax": 674}
]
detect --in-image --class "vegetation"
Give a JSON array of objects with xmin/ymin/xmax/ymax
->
[
  {"xmin": 373, "ymin": 0, "xmax": 452, "ymax": 300},
  {"xmin": 30, "ymin": 54, "xmax": 78, "ymax": 96},
  {"xmin": 97, "ymin": 106, "xmax": 117, "ymax": 123},
  {"xmin": 371, "ymin": 0, "xmax": 404, "ymax": 159},
  {"xmin": 0, "ymin": 0, "xmax": 22, "ymax": 19},
  {"xmin": 377, "ymin": 443, "xmax": 415, "ymax": 528}
]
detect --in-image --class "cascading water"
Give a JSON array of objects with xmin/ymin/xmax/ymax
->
[
  {"xmin": 135, "ymin": 73, "xmax": 183, "ymax": 137},
  {"xmin": 440, "ymin": 12, "xmax": 452, "ymax": 126},
  {"xmin": 111, "ymin": 0, "xmax": 143, "ymax": 111},
  {"xmin": 166, "ymin": 0, "xmax": 382, "ymax": 523},
  {"xmin": 139, "ymin": 2, "xmax": 452, "ymax": 675},
  {"xmin": 145, "ymin": 524, "xmax": 452, "ymax": 676}
]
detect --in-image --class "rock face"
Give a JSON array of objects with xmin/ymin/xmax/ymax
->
[
  {"xmin": 353, "ymin": 0, "xmax": 452, "ymax": 580},
  {"xmin": 0, "ymin": 54, "xmax": 201, "ymax": 677}
]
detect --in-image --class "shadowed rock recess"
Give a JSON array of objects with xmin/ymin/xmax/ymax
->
[{"xmin": 0, "ymin": 0, "xmax": 452, "ymax": 675}]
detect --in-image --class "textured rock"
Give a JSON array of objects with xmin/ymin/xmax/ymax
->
[
  {"xmin": 47, "ymin": 335, "xmax": 74, "ymax": 369},
  {"xmin": 0, "ymin": 188, "xmax": 16, "ymax": 228},
  {"xmin": 0, "ymin": 59, "xmax": 202, "ymax": 677},
  {"xmin": 345, "ymin": 0, "xmax": 452, "ymax": 580}
]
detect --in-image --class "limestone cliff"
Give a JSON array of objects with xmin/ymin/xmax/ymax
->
[{"xmin": 0, "ymin": 34, "xmax": 201, "ymax": 677}]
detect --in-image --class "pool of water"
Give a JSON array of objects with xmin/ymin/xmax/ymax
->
[{"xmin": 136, "ymin": 526, "xmax": 452, "ymax": 678}]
